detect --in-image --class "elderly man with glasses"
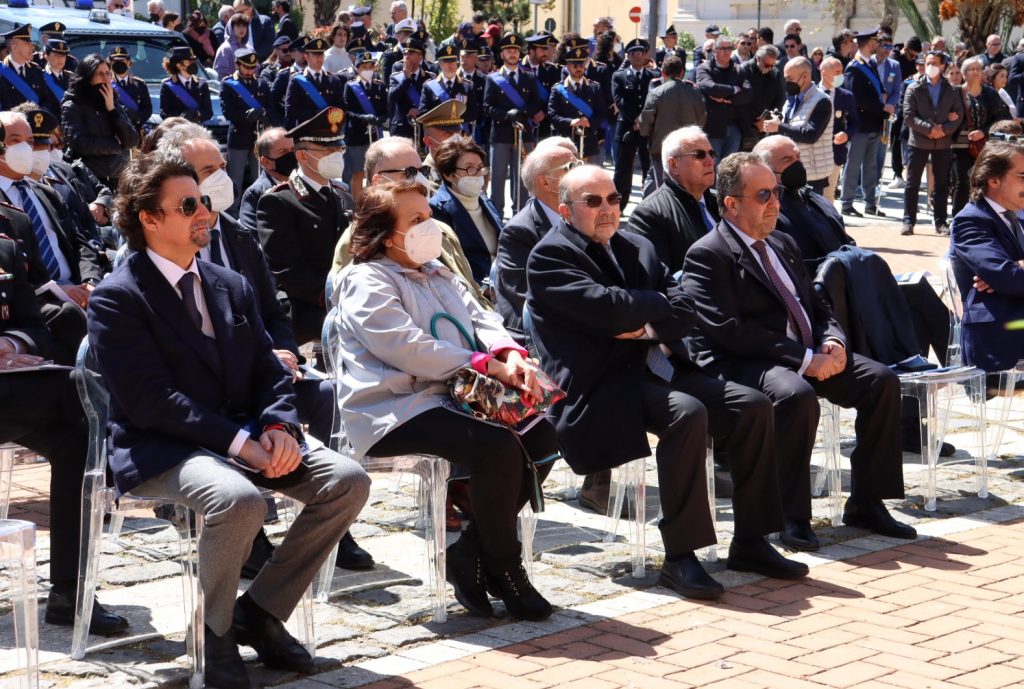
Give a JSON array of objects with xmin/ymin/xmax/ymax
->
[
  {"xmin": 527, "ymin": 164, "xmax": 810, "ymax": 601},
  {"xmin": 682, "ymin": 152, "xmax": 916, "ymax": 553}
]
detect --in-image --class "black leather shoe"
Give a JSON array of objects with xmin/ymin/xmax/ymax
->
[
  {"xmin": 865, "ymin": 206, "xmax": 886, "ymax": 217},
  {"xmin": 484, "ymin": 558, "xmax": 553, "ymax": 621},
  {"xmin": 842, "ymin": 207, "xmax": 863, "ymax": 218},
  {"xmin": 728, "ymin": 537, "xmax": 809, "ymax": 580},
  {"xmin": 240, "ymin": 528, "xmax": 275, "ymax": 580},
  {"xmin": 205, "ymin": 624, "xmax": 252, "ymax": 689},
  {"xmin": 335, "ymin": 532, "xmax": 374, "ymax": 570},
  {"xmin": 779, "ymin": 519, "xmax": 820, "ymax": 552},
  {"xmin": 658, "ymin": 552, "xmax": 725, "ymax": 600},
  {"xmin": 843, "ymin": 499, "xmax": 917, "ymax": 539},
  {"xmin": 45, "ymin": 591, "xmax": 129, "ymax": 636},
  {"xmin": 445, "ymin": 534, "xmax": 492, "ymax": 617},
  {"xmin": 232, "ymin": 593, "xmax": 316, "ymax": 674}
]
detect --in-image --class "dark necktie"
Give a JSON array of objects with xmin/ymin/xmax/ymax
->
[
  {"xmin": 509, "ymin": 70, "xmax": 517, "ymax": 87},
  {"xmin": 178, "ymin": 272, "xmax": 204, "ymax": 331},
  {"xmin": 18, "ymin": 65, "xmax": 25, "ymax": 79},
  {"xmin": 697, "ymin": 199, "xmax": 714, "ymax": 232},
  {"xmin": 751, "ymin": 240, "xmax": 813, "ymax": 347},
  {"xmin": 1003, "ymin": 211, "xmax": 1024, "ymax": 252},
  {"xmin": 13, "ymin": 180, "xmax": 60, "ymax": 280},
  {"xmin": 208, "ymin": 228, "xmax": 224, "ymax": 266}
]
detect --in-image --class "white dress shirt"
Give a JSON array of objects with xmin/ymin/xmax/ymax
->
[{"xmin": 0, "ymin": 175, "xmax": 73, "ymax": 282}]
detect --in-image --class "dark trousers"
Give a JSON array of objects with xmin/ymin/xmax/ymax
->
[
  {"xmin": 904, "ymin": 145, "xmax": 952, "ymax": 226},
  {"xmin": 808, "ymin": 177, "xmax": 829, "ymax": 195},
  {"xmin": 368, "ymin": 407, "xmax": 557, "ymax": 561},
  {"xmin": 727, "ymin": 353, "xmax": 905, "ymax": 522},
  {"xmin": 900, "ymin": 279, "xmax": 951, "ymax": 365},
  {"xmin": 40, "ymin": 301, "xmax": 87, "ymax": 366},
  {"xmin": 613, "ymin": 121, "xmax": 651, "ymax": 211},
  {"xmin": 891, "ymin": 115, "xmax": 905, "ymax": 176},
  {"xmin": 293, "ymin": 378, "xmax": 335, "ymax": 443},
  {"xmin": 641, "ymin": 368, "xmax": 783, "ymax": 554},
  {"xmin": 951, "ymin": 148, "xmax": 975, "ymax": 217},
  {"xmin": 0, "ymin": 371, "xmax": 88, "ymax": 592}
]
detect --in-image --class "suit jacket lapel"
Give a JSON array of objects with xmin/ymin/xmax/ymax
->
[
  {"xmin": 217, "ymin": 214, "xmax": 241, "ymax": 269},
  {"xmin": 766, "ymin": 232, "xmax": 814, "ymax": 306},
  {"xmin": 979, "ymin": 198, "xmax": 1024, "ymax": 259},
  {"xmin": 718, "ymin": 221, "xmax": 778, "ymax": 297}
]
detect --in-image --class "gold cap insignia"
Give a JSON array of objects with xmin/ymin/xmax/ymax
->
[
  {"xmin": 327, "ymin": 107, "xmax": 344, "ymax": 132},
  {"xmin": 33, "ymin": 113, "xmax": 43, "ymax": 129}
]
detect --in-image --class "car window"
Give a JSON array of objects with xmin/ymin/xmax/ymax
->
[{"xmin": 66, "ymin": 36, "xmax": 182, "ymax": 82}]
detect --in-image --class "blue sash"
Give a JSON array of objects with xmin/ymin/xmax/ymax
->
[
  {"xmin": 222, "ymin": 77, "xmax": 262, "ymax": 110},
  {"xmin": 554, "ymin": 83, "xmax": 593, "ymax": 118},
  {"xmin": 850, "ymin": 59, "xmax": 883, "ymax": 97},
  {"xmin": 165, "ymin": 79, "xmax": 199, "ymax": 111},
  {"xmin": 112, "ymin": 81, "xmax": 138, "ymax": 112},
  {"xmin": 348, "ymin": 80, "xmax": 378, "ymax": 116},
  {"xmin": 425, "ymin": 79, "xmax": 451, "ymax": 102},
  {"xmin": 394, "ymin": 73, "xmax": 420, "ymax": 107},
  {"xmin": 490, "ymin": 73, "xmax": 526, "ymax": 109},
  {"xmin": 43, "ymin": 72, "xmax": 64, "ymax": 101},
  {"xmin": 0, "ymin": 63, "xmax": 39, "ymax": 103},
  {"xmin": 292, "ymin": 73, "xmax": 328, "ymax": 109}
]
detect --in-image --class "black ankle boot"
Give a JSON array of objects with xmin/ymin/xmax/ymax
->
[
  {"xmin": 484, "ymin": 558, "xmax": 552, "ymax": 621},
  {"xmin": 445, "ymin": 533, "xmax": 492, "ymax": 617}
]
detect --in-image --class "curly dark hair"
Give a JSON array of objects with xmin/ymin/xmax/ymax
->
[
  {"xmin": 434, "ymin": 138, "xmax": 487, "ymax": 180},
  {"xmin": 115, "ymin": 152, "xmax": 199, "ymax": 252},
  {"xmin": 594, "ymin": 31, "xmax": 617, "ymax": 64},
  {"xmin": 349, "ymin": 179, "xmax": 429, "ymax": 263}
]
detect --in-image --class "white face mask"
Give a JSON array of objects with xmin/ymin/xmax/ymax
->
[
  {"xmin": 613, "ymin": 42, "xmax": 623, "ymax": 54},
  {"xmin": 314, "ymin": 151, "xmax": 345, "ymax": 180},
  {"xmin": 4, "ymin": 142, "xmax": 34, "ymax": 176},
  {"xmin": 30, "ymin": 149, "xmax": 50, "ymax": 177},
  {"xmin": 925, "ymin": 64, "xmax": 942, "ymax": 80},
  {"xmin": 446, "ymin": 133, "xmax": 465, "ymax": 145},
  {"xmin": 48, "ymin": 148, "xmax": 63, "ymax": 165},
  {"xmin": 359, "ymin": 68, "xmax": 374, "ymax": 81},
  {"xmin": 455, "ymin": 174, "xmax": 485, "ymax": 197},
  {"xmin": 395, "ymin": 217, "xmax": 442, "ymax": 264},
  {"xmin": 831, "ymin": 74, "xmax": 845, "ymax": 88},
  {"xmin": 199, "ymin": 168, "xmax": 234, "ymax": 213}
]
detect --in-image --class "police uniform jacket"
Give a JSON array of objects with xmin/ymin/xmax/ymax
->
[
  {"xmin": 379, "ymin": 46, "xmax": 404, "ymax": 79},
  {"xmin": 343, "ymin": 77, "xmax": 387, "ymax": 146},
  {"xmin": 284, "ymin": 68, "xmax": 345, "ymax": 129},
  {"xmin": 482, "ymin": 66, "xmax": 544, "ymax": 144},
  {"xmin": 41, "ymin": 68, "xmax": 71, "ymax": 104},
  {"xmin": 611, "ymin": 64, "xmax": 660, "ymax": 126},
  {"xmin": 419, "ymin": 73, "xmax": 478, "ymax": 126},
  {"xmin": 111, "ymin": 74, "xmax": 153, "ymax": 130},
  {"xmin": 387, "ymin": 68, "xmax": 429, "ymax": 137},
  {"xmin": 266, "ymin": 63, "xmax": 297, "ymax": 126},
  {"xmin": 158, "ymin": 74, "xmax": 213, "ymax": 123},
  {"xmin": 547, "ymin": 76, "xmax": 607, "ymax": 158},
  {"xmin": 843, "ymin": 54, "xmax": 887, "ymax": 133},
  {"xmin": 655, "ymin": 46, "xmax": 686, "ymax": 68},
  {"xmin": 221, "ymin": 73, "xmax": 270, "ymax": 151},
  {"xmin": 0, "ymin": 58, "xmax": 59, "ymax": 115}
]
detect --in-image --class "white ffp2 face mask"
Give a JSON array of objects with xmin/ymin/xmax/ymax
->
[
  {"xmin": 30, "ymin": 149, "xmax": 50, "ymax": 177},
  {"xmin": 199, "ymin": 168, "xmax": 235, "ymax": 213},
  {"xmin": 315, "ymin": 151, "xmax": 345, "ymax": 180},
  {"xmin": 49, "ymin": 148, "xmax": 63, "ymax": 165},
  {"xmin": 925, "ymin": 64, "xmax": 942, "ymax": 80},
  {"xmin": 455, "ymin": 175, "xmax": 485, "ymax": 197},
  {"xmin": 4, "ymin": 142, "xmax": 34, "ymax": 176},
  {"xmin": 395, "ymin": 217, "xmax": 442, "ymax": 264}
]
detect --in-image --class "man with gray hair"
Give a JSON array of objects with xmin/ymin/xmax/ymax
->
[
  {"xmin": 528, "ymin": 163, "xmax": 808, "ymax": 597},
  {"xmin": 628, "ymin": 126, "xmax": 718, "ymax": 275},
  {"xmin": 211, "ymin": 5, "xmax": 235, "ymax": 52},
  {"xmin": 639, "ymin": 54, "xmax": 705, "ymax": 195},
  {"xmin": 740, "ymin": 45, "xmax": 785, "ymax": 151},
  {"xmin": 147, "ymin": 0, "xmax": 164, "ymax": 23},
  {"xmin": 696, "ymin": 35, "xmax": 751, "ymax": 164}
]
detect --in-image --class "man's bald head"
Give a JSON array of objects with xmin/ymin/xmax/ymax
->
[
  {"xmin": 558, "ymin": 165, "xmax": 620, "ymax": 244},
  {"xmin": 365, "ymin": 136, "xmax": 420, "ymax": 179}
]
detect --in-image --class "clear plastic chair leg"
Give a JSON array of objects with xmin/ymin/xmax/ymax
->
[
  {"xmin": 966, "ymin": 379, "xmax": 988, "ymax": 499},
  {"xmin": 108, "ymin": 511, "xmax": 125, "ymax": 542},
  {"xmin": 562, "ymin": 460, "xmax": 578, "ymax": 500},
  {"xmin": 174, "ymin": 504, "xmax": 204, "ymax": 689},
  {"xmin": 821, "ymin": 402, "xmax": 843, "ymax": 527},
  {"xmin": 629, "ymin": 459, "xmax": 646, "ymax": 579},
  {"xmin": 72, "ymin": 479, "xmax": 112, "ymax": 660},
  {"xmin": 275, "ymin": 497, "xmax": 316, "ymax": 656},
  {"xmin": 420, "ymin": 459, "xmax": 449, "ymax": 623},
  {"xmin": 518, "ymin": 504, "xmax": 537, "ymax": 582},
  {"xmin": 603, "ymin": 464, "xmax": 628, "ymax": 544},
  {"xmin": 1, "ymin": 519, "xmax": 38, "ymax": 689},
  {"xmin": 316, "ymin": 542, "xmax": 339, "ymax": 603},
  {"xmin": 0, "ymin": 444, "xmax": 16, "ymax": 520},
  {"xmin": 700, "ymin": 439, "xmax": 718, "ymax": 563}
]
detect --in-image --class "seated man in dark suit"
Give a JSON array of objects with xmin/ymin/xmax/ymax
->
[
  {"xmin": 88, "ymin": 151, "xmax": 370, "ymax": 688},
  {"xmin": 528, "ymin": 165, "xmax": 808, "ymax": 599},
  {"xmin": 950, "ymin": 140, "xmax": 1024, "ymax": 372},
  {"xmin": 239, "ymin": 126, "xmax": 295, "ymax": 232},
  {"xmin": 682, "ymin": 152, "xmax": 916, "ymax": 551}
]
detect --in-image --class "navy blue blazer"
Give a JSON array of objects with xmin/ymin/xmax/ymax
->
[
  {"xmin": 428, "ymin": 182, "xmax": 502, "ymax": 285},
  {"xmin": 159, "ymin": 76, "xmax": 213, "ymax": 123},
  {"xmin": 87, "ymin": 251, "xmax": 300, "ymax": 495},
  {"xmin": 950, "ymin": 199, "xmax": 1024, "ymax": 372},
  {"xmin": 830, "ymin": 85, "xmax": 857, "ymax": 165}
]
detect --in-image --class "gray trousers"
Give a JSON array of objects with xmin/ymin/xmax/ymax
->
[
  {"xmin": 489, "ymin": 142, "xmax": 527, "ymax": 219},
  {"xmin": 227, "ymin": 148, "xmax": 259, "ymax": 198},
  {"xmin": 841, "ymin": 131, "xmax": 881, "ymax": 209},
  {"xmin": 134, "ymin": 447, "xmax": 371, "ymax": 635}
]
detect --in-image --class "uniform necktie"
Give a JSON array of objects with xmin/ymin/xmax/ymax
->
[
  {"xmin": 13, "ymin": 180, "xmax": 59, "ymax": 280},
  {"xmin": 751, "ymin": 239, "xmax": 813, "ymax": 347},
  {"xmin": 18, "ymin": 65, "xmax": 25, "ymax": 79},
  {"xmin": 1003, "ymin": 211, "xmax": 1024, "ymax": 252},
  {"xmin": 698, "ymin": 199, "xmax": 714, "ymax": 232},
  {"xmin": 509, "ymin": 70, "xmax": 517, "ymax": 87},
  {"xmin": 178, "ymin": 272, "xmax": 204, "ymax": 331},
  {"xmin": 208, "ymin": 228, "xmax": 224, "ymax": 266}
]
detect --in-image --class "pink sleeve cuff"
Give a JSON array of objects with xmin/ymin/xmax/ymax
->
[
  {"xmin": 489, "ymin": 338, "xmax": 529, "ymax": 359},
  {"xmin": 471, "ymin": 352, "xmax": 493, "ymax": 374}
]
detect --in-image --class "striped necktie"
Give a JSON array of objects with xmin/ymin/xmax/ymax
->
[{"xmin": 13, "ymin": 180, "xmax": 60, "ymax": 280}]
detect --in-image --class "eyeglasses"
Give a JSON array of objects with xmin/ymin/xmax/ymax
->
[
  {"xmin": 785, "ymin": 44, "xmax": 798, "ymax": 49},
  {"xmin": 379, "ymin": 165, "xmax": 432, "ymax": 179},
  {"xmin": 715, "ymin": 46, "xmax": 734, "ymax": 52},
  {"xmin": 572, "ymin": 192, "xmax": 621, "ymax": 208},
  {"xmin": 732, "ymin": 185, "xmax": 784, "ymax": 204},
  {"xmin": 455, "ymin": 164, "xmax": 489, "ymax": 176},
  {"xmin": 160, "ymin": 195, "xmax": 212, "ymax": 217},
  {"xmin": 543, "ymin": 158, "xmax": 584, "ymax": 176},
  {"xmin": 678, "ymin": 149, "xmax": 716, "ymax": 161}
]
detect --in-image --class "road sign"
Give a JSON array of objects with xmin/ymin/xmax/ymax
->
[{"xmin": 628, "ymin": 6, "xmax": 642, "ymax": 23}]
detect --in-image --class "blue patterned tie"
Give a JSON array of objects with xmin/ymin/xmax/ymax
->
[
  {"xmin": 698, "ymin": 199, "xmax": 714, "ymax": 232},
  {"xmin": 13, "ymin": 180, "xmax": 59, "ymax": 280}
]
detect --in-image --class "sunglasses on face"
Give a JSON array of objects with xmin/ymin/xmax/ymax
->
[
  {"xmin": 679, "ymin": 149, "xmax": 716, "ymax": 160},
  {"xmin": 573, "ymin": 192, "xmax": 621, "ymax": 208},
  {"xmin": 733, "ymin": 185, "xmax": 784, "ymax": 204},
  {"xmin": 161, "ymin": 195, "xmax": 212, "ymax": 217},
  {"xmin": 544, "ymin": 158, "xmax": 584, "ymax": 176},
  {"xmin": 379, "ymin": 165, "xmax": 432, "ymax": 179}
]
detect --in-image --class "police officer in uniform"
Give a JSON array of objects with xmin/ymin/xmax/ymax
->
[
  {"xmin": 284, "ymin": 36, "xmax": 345, "ymax": 129},
  {"xmin": 0, "ymin": 24, "xmax": 60, "ymax": 116},
  {"xmin": 458, "ymin": 38, "xmax": 487, "ymax": 139},
  {"xmin": 158, "ymin": 46, "xmax": 213, "ymax": 123},
  {"xmin": 387, "ymin": 37, "xmax": 429, "ymax": 139},
  {"xmin": 32, "ymin": 22, "xmax": 78, "ymax": 73},
  {"xmin": 40, "ymin": 40, "xmax": 72, "ymax": 106},
  {"xmin": 418, "ymin": 98, "xmax": 468, "ymax": 192},
  {"xmin": 655, "ymin": 25, "xmax": 686, "ymax": 68},
  {"xmin": 258, "ymin": 35, "xmax": 292, "ymax": 89},
  {"xmin": 420, "ymin": 43, "xmax": 477, "ymax": 131},
  {"xmin": 612, "ymin": 38, "xmax": 659, "ymax": 210},
  {"xmin": 256, "ymin": 107, "xmax": 354, "ymax": 345},
  {"xmin": 521, "ymin": 33, "xmax": 559, "ymax": 140},
  {"xmin": 109, "ymin": 46, "xmax": 153, "ymax": 136},
  {"xmin": 343, "ymin": 46, "xmax": 386, "ymax": 198},
  {"xmin": 267, "ymin": 36, "xmax": 306, "ymax": 127},
  {"xmin": 221, "ymin": 48, "xmax": 270, "ymax": 198},
  {"xmin": 549, "ymin": 41, "xmax": 607, "ymax": 164},
  {"xmin": 483, "ymin": 32, "xmax": 545, "ymax": 218}
]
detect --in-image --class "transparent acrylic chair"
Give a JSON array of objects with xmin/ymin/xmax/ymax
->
[
  {"xmin": 0, "ymin": 443, "xmax": 22, "ymax": 520},
  {"xmin": 0, "ymin": 519, "xmax": 38, "ymax": 689},
  {"xmin": 73, "ymin": 340, "xmax": 315, "ymax": 686},
  {"xmin": 811, "ymin": 400, "xmax": 844, "ymax": 527}
]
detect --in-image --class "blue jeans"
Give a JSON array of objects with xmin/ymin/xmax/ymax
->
[
  {"xmin": 709, "ymin": 124, "xmax": 742, "ymax": 169},
  {"xmin": 842, "ymin": 131, "xmax": 881, "ymax": 209}
]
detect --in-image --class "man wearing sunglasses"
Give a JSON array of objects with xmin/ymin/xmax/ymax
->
[
  {"xmin": 529, "ymin": 164, "xmax": 809, "ymax": 600},
  {"xmin": 683, "ymin": 152, "xmax": 916, "ymax": 552}
]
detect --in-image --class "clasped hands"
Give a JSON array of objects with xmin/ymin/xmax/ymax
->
[
  {"xmin": 486, "ymin": 349, "xmax": 544, "ymax": 407},
  {"xmin": 805, "ymin": 341, "xmax": 846, "ymax": 381},
  {"xmin": 238, "ymin": 428, "xmax": 302, "ymax": 479}
]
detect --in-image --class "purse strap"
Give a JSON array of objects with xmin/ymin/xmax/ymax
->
[{"xmin": 430, "ymin": 312, "xmax": 484, "ymax": 352}]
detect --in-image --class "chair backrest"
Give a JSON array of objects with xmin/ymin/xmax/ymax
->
[
  {"xmin": 73, "ymin": 338, "xmax": 111, "ymax": 479},
  {"xmin": 938, "ymin": 258, "xmax": 964, "ymax": 367}
]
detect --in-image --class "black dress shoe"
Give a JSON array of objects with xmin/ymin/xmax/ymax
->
[
  {"xmin": 335, "ymin": 532, "xmax": 374, "ymax": 570},
  {"xmin": 232, "ymin": 593, "xmax": 316, "ymax": 674},
  {"xmin": 45, "ymin": 591, "xmax": 129, "ymax": 636},
  {"xmin": 728, "ymin": 537, "xmax": 809, "ymax": 580},
  {"xmin": 205, "ymin": 624, "xmax": 252, "ymax": 689},
  {"xmin": 779, "ymin": 520, "xmax": 820, "ymax": 552},
  {"xmin": 484, "ymin": 558, "xmax": 553, "ymax": 621},
  {"xmin": 658, "ymin": 552, "xmax": 725, "ymax": 600},
  {"xmin": 843, "ymin": 499, "xmax": 917, "ymax": 539},
  {"xmin": 241, "ymin": 528, "xmax": 275, "ymax": 580},
  {"xmin": 445, "ymin": 534, "xmax": 492, "ymax": 617},
  {"xmin": 865, "ymin": 206, "xmax": 886, "ymax": 217},
  {"xmin": 842, "ymin": 207, "xmax": 863, "ymax": 218}
]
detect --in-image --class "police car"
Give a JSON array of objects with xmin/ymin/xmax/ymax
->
[{"xmin": 0, "ymin": 0, "xmax": 228, "ymax": 145}]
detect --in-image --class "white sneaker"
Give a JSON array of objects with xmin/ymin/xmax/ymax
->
[{"xmin": 887, "ymin": 176, "xmax": 906, "ymax": 190}]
